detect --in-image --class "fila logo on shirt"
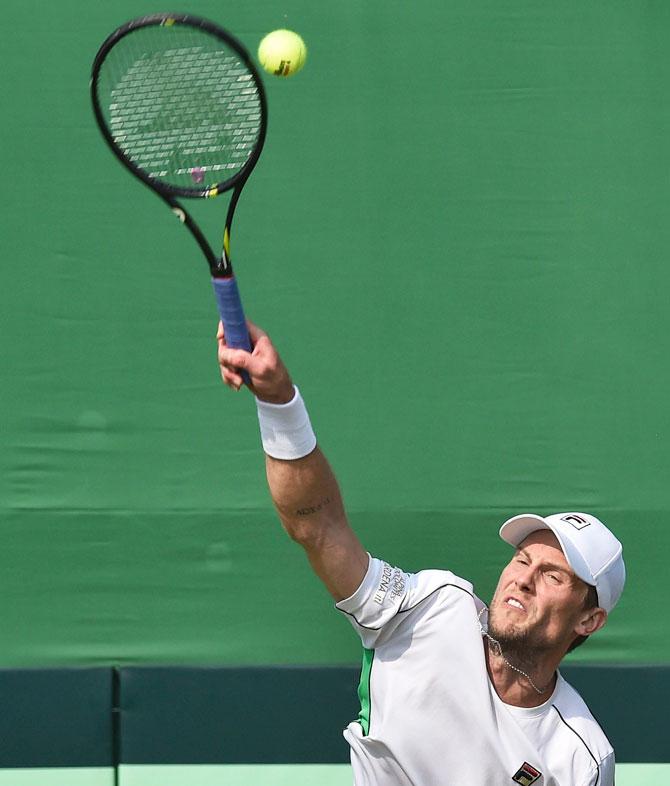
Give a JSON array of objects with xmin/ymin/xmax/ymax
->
[
  {"xmin": 560, "ymin": 513, "xmax": 591, "ymax": 531},
  {"xmin": 512, "ymin": 761, "xmax": 542, "ymax": 785}
]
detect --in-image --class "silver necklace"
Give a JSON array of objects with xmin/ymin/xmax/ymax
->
[{"xmin": 477, "ymin": 606, "xmax": 552, "ymax": 696}]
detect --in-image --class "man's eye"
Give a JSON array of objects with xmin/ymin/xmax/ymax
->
[{"xmin": 547, "ymin": 573, "xmax": 561, "ymax": 583}]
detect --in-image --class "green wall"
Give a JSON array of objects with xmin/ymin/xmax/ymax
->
[{"xmin": 2, "ymin": 0, "xmax": 669, "ymax": 667}]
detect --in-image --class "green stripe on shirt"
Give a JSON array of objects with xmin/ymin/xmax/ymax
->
[{"xmin": 357, "ymin": 648, "xmax": 375, "ymax": 736}]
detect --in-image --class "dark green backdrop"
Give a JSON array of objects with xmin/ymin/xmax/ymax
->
[{"xmin": 1, "ymin": 1, "xmax": 668, "ymax": 666}]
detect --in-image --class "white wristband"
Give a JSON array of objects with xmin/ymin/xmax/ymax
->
[{"xmin": 255, "ymin": 385, "xmax": 317, "ymax": 460}]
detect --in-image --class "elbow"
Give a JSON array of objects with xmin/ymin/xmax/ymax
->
[
  {"xmin": 282, "ymin": 517, "xmax": 324, "ymax": 548},
  {"xmin": 278, "ymin": 506, "xmax": 340, "ymax": 551},
  {"xmin": 275, "ymin": 496, "xmax": 341, "ymax": 549}
]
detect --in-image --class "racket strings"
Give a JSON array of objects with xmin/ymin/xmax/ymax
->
[{"xmin": 97, "ymin": 24, "xmax": 262, "ymax": 189}]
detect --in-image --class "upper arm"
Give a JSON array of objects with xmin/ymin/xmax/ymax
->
[
  {"xmin": 265, "ymin": 447, "xmax": 369, "ymax": 601},
  {"xmin": 300, "ymin": 516, "xmax": 369, "ymax": 601}
]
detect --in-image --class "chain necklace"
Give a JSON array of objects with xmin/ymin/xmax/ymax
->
[{"xmin": 477, "ymin": 606, "xmax": 552, "ymax": 696}]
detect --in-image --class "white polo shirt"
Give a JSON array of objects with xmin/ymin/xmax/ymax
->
[{"xmin": 336, "ymin": 556, "xmax": 615, "ymax": 786}]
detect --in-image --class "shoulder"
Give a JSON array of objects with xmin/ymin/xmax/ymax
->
[
  {"xmin": 551, "ymin": 673, "xmax": 614, "ymax": 768},
  {"xmin": 339, "ymin": 556, "xmax": 474, "ymax": 611},
  {"xmin": 399, "ymin": 567, "xmax": 475, "ymax": 609},
  {"xmin": 336, "ymin": 557, "xmax": 479, "ymax": 642}
]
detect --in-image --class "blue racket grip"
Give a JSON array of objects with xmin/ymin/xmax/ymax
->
[{"xmin": 212, "ymin": 277, "xmax": 252, "ymax": 385}]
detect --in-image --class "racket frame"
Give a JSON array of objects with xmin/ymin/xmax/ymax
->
[{"xmin": 89, "ymin": 12, "xmax": 268, "ymax": 278}]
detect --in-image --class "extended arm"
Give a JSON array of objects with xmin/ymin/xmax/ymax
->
[{"xmin": 217, "ymin": 321, "xmax": 368, "ymax": 601}]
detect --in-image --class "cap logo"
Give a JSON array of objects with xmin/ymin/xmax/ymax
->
[
  {"xmin": 512, "ymin": 761, "xmax": 542, "ymax": 785},
  {"xmin": 560, "ymin": 513, "xmax": 591, "ymax": 530}
]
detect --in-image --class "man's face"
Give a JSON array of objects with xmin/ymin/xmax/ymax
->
[{"xmin": 487, "ymin": 529, "xmax": 591, "ymax": 658}]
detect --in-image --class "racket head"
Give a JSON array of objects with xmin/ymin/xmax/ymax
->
[{"xmin": 90, "ymin": 13, "xmax": 267, "ymax": 200}]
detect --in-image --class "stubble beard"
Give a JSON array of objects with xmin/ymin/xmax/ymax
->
[{"xmin": 487, "ymin": 601, "xmax": 551, "ymax": 670}]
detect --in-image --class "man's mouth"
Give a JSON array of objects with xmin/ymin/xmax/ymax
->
[{"xmin": 505, "ymin": 597, "xmax": 526, "ymax": 612}]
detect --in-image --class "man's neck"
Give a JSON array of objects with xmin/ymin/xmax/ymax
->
[{"xmin": 483, "ymin": 637, "xmax": 559, "ymax": 708}]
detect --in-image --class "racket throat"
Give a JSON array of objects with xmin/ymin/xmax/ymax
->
[
  {"xmin": 213, "ymin": 227, "xmax": 232, "ymax": 275},
  {"xmin": 212, "ymin": 252, "xmax": 233, "ymax": 277},
  {"xmin": 211, "ymin": 226, "xmax": 233, "ymax": 276}
]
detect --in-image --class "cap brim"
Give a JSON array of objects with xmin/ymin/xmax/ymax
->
[{"xmin": 499, "ymin": 514, "xmax": 551, "ymax": 547}]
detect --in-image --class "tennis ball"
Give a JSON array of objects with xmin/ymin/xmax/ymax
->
[{"xmin": 258, "ymin": 29, "xmax": 307, "ymax": 77}]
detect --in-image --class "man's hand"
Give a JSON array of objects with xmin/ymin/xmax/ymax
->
[{"xmin": 217, "ymin": 319, "xmax": 294, "ymax": 404}]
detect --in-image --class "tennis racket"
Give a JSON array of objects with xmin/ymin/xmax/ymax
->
[{"xmin": 90, "ymin": 13, "xmax": 267, "ymax": 375}]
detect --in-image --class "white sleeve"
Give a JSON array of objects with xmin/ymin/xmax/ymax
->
[
  {"xmin": 597, "ymin": 752, "xmax": 615, "ymax": 786},
  {"xmin": 335, "ymin": 554, "xmax": 467, "ymax": 649}
]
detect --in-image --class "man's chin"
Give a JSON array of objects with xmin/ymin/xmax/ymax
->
[
  {"xmin": 487, "ymin": 612, "xmax": 533, "ymax": 650},
  {"xmin": 488, "ymin": 608, "xmax": 527, "ymax": 638},
  {"xmin": 487, "ymin": 615, "xmax": 553, "ymax": 662},
  {"xmin": 489, "ymin": 624, "xmax": 528, "ymax": 646}
]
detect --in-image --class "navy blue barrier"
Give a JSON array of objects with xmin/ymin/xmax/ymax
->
[{"xmin": 0, "ymin": 666, "xmax": 665, "ymax": 768}]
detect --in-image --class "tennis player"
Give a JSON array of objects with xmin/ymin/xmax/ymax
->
[{"xmin": 218, "ymin": 320, "xmax": 625, "ymax": 786}]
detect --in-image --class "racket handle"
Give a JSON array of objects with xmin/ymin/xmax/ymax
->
[{"xmin": 212, "ymin": 277, "xmax": 252, "ymax": 385}]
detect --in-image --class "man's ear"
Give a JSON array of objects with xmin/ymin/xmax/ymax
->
[{"xmin": 575, "ymin": 608, "xmax": 607, "ymax": 637}]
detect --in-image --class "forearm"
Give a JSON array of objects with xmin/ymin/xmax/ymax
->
[{"xmin": 266, "ymin": 448, "xmax": 368, "ymax": 601}]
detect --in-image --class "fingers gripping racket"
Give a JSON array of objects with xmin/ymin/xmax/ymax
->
[{"xmin": 90, "ymin": 13, "xmax": 267, "ymax": 375}]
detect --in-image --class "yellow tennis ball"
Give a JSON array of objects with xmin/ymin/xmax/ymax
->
[{"xmin": 258, "ymin": 29, "xmax": 307, "ymax": 77}]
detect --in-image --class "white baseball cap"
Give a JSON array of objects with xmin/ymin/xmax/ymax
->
[{"xmin": 499, "ymin": 512, "xmax": 625, "ymax": 613}]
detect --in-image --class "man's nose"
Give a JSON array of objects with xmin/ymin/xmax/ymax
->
[{"xmin": 515, "ymin": 567, "xmax": 535, "ymax": 592}]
